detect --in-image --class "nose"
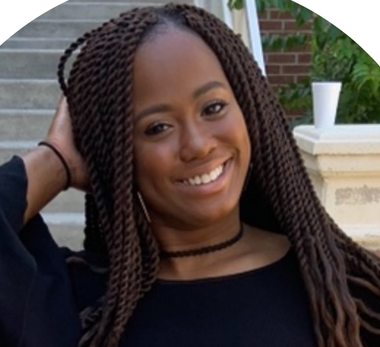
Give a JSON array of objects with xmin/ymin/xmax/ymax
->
[{"xmin": 179, "ymin": 121, "xmax": 217, "ymax": 162}]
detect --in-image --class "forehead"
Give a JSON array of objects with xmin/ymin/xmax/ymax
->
[{"xmin": 132, "ymin": 27, "xmax": 230, "ymax": 104}]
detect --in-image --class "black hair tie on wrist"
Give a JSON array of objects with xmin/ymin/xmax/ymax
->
[{"xmin": 38, "ymin": 141, "xmax": 71, "ymax": 190}]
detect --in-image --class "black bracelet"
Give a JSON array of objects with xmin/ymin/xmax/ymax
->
[{"xmin": 38, "ymin": 141, "xmax": 71, "ymax": 190}]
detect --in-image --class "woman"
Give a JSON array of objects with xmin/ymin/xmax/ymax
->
[{"xmin": 0, "ymin": 3, "xmax": 379, "ymax": 347}]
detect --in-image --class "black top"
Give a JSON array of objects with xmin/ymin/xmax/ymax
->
[
  {"xmin": 119, "ymin": 250, "xmax": 318, "ymax": 347},
  {"xmin": 0, "ymin": 157, "xmax": 378, "ymax": 346}
]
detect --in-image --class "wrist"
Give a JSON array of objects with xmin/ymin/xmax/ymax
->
[
  {"xmin": 38, "ymin": 141, "xmax": 71, "ymax": 190},
  {"xmin": 24, "ymin": 146, "xmax": 68, "ymax": 193}
]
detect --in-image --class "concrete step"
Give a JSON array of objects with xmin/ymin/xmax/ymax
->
[
  {"xmin": 0, "ymin": 141, "xmax": 85, "ymax": 214},
  {"xmin": 0, "ymin": 49, "xmax": 75, "ymax": 79},
  {"xmin": 0, "ymin": 140, "xmax": 38, "ymax": 161},
  {"xmin": 0, "ymin": 109, "xmax": 53, "ymax": 140},
  {"xmin": 13, "ymin": 20, "xmax": 103, "ymax": 39},
  {"xmin": 43, "ymin": 189, "xmax": 85, "ymax": 214},
  {"xmin": 39, "ymin": 0, "xmax": 194, "ymax": 20},
  {"xmin": 42, "ymin": 212, "xmax": 84, "ymax": 250},
  {"xmin": 1, "ymin": 38, "xmax": 74, "ymax": 50},
  {"xmin": 12, "ymin": 0, "xmax": 194, "ymax": 40},
  {"xmin": 39, "ymin": 2, "xmax": 139, "ymax": 20},
  {"xmin": 0, "ymin": 79, "xmax": 59, "ymax": 109}
]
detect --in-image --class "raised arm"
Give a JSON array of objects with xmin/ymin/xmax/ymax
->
[
  {"xmin": 22, "ymin": 97, "xmax": 89, "ymax": 224},
  {"xmin": 0, "ymin": 97, "xmax": 85, "ymax": 347}
]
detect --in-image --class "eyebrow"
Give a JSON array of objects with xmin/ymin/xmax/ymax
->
[
  {"xmin": 192, "ymin": 80, "xmax": 226, "ymax": 99},
  {"xmin": 134, "ymin": 80, "xmax": 227, "ymax": 122}
]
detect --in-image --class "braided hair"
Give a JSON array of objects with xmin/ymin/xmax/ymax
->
[{"xmin": 57, "ymin": 4, "xmax": 380, "ymax": 347}]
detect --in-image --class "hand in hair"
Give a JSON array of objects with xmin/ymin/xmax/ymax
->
[
  {"xmin": 44, "ymin": 96, "xmax": 89, "ymax": 191},
  {"xmin": 22, "ymin": 97, "xmax": 89, "ymax": 224}
]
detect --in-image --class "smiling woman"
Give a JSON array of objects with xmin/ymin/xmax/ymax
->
[
  {"xmin": 0, "ymin": 3, "xmax": 380, "ymax": 347},
  {"xmin": 133, "ymin": 28, "xmax": 250, "ymax": 232}
]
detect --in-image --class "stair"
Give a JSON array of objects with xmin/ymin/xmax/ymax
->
[{"xmin": 0, "ymin": 0, "xmax": 197, "ymax": 250}]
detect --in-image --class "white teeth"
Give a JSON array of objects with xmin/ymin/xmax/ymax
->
[
  {"xmin": 184, "ymin": 164, "xmax": 224, "ymax": 186},
  {"xmin": 210, "ymin": 170, "xmax": 217, "ymax": 181},
  {"xmin": 201, "ymin": 173, "xmax": 211, "ymax": 184}
]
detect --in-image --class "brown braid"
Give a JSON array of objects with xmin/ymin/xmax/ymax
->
[{"xmin": 57, "ymin": 4, "xmax": 380, "ymax": 347}]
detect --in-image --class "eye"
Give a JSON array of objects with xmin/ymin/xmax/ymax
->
[
  {"xmin": 144, "ymin": 122, "xmax": 172, "ymax": 136},
  {"xmin": 202, "ymin": 100, "xmax": 228, "ymax": 117}
]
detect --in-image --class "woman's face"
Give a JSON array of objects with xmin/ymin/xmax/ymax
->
[{"xmin": 132, "ymin": 27, "xmax": 251, "ymax": 229}]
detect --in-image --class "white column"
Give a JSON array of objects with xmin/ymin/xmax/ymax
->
[{"xmin": 293, "ymin": 125, "xmax": 380, "ymax": 250}]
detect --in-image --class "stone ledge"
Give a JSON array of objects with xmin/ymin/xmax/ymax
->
[
  {"xmin": 293, "ymin": 125, "xmax": 380, "ymax": 249},
  {"xmin": 294, "ymin": 125, "xmax": 380, "ymax": 155}
]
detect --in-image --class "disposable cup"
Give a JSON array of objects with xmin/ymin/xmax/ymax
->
[{"xmin": 312, "ymin": 82, "xmax": 342, "ymax": 129}]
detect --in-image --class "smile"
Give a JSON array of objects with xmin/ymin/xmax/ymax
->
[{"xmin": 181, "ymin": 162, "xmax": 227, "ymax": 186}]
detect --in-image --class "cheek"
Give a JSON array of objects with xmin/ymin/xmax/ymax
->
[
  {"xmin": 133, "ymin": 140, "xmax": 175, "ymax": 190},
  {"xmin": 224, "ymin": 109, "xmax": 251, "ymax": 155}
]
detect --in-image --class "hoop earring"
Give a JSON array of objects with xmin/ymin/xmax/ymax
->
[{"xmin": 137, "ymin": 191, "xmax": 151, "ymax": 223}]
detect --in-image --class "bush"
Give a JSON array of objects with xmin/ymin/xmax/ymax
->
[{"xmin": 228, "ymin": 0, "xmax": 380, "ymax": 124}]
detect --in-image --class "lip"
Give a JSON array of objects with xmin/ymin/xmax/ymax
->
[{"xmin": 175, "ymin": 158, "xmax": 232, "ymax": 195}]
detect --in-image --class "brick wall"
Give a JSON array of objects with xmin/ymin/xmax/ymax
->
[{"xmin": 258, "ymin": 9, "xmax": 312, "ymax": 116}]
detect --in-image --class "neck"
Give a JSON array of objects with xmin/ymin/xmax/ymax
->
[{"xmin": 153, "ymin": 212, "xmax": 243, "ymax": 280}]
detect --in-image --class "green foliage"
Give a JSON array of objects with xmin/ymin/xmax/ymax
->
[
  {"xmin": 229, "ymin": 0, "xmax": 380, "ymax": 124},
  {"xmin": 227, "ymin": 0, "xmax": 244, "ymax": 10},
  {"xmin": 262, "ymin": 33, "xmax": 309, "ymax": 51}
]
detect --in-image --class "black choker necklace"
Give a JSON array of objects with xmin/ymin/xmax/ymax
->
[{"xmin": 160, "ymin": 224, "xmax": 244, "ymax": 258}]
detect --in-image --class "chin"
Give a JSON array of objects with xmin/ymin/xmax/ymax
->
[{"xmin": 181, "ymin": 199, "xmax": 239, "ymax": 227}]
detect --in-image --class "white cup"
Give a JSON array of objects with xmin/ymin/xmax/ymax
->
[{"xmin": 312, "ymin": 82, "xmax": 342, "ymax": 129}]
